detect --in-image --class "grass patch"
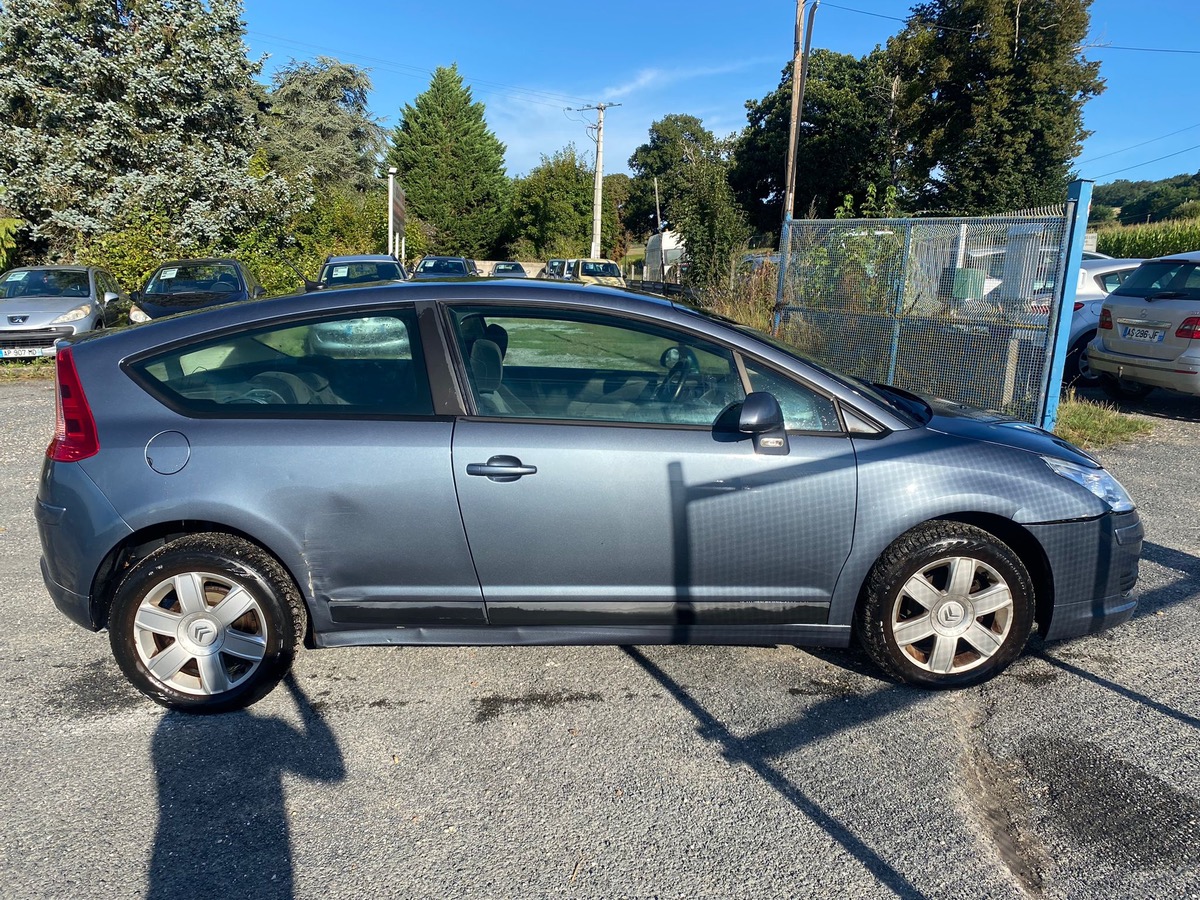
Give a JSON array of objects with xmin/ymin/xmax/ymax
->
[
  {"xmin": 0, "ymin": 358, "xmax": 54, "ymax": 380},
  {"xmin": 1054, "ymin": 392, "xmax": 1152, "ymax": 449}
]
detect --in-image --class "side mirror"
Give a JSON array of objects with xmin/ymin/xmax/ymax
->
[
  {"xmin": 130, "ymin": 290, "xmax": 141, "ymax": 303},
  {"xmin": 252, "ymin": 286, "xmax": 266, "ymax": 299},
  {"xmin": 101, "ymin": 291, "xmax": 119, "ymax": 306},
  {"xmin": 738, "ymin": 392, "xmax": 789, "ymax": 455}
]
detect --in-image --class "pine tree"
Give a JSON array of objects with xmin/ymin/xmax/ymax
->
[
  {"xmin": 889, "ymin": 0, "xmax": 1103, "ymax": 213},
  {"xmin": 385, "ymin": 65, "xmax": 508, "ymax": 258}
]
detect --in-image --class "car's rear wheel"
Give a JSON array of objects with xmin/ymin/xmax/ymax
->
[
  {"xmin": 1099, "ymin": 373, "xmax": 1154, "ymax": 402},
  {"xmin": 1065, "ymin": 332, "xmax": 1098, "ymax": 387},
  {"xmin": 109, "ymin": 533, "xmax": 304, "ymax": 712},
  {"xmin": 855, "ymin": 522, "xmax": 1034, "ymax": 688}
]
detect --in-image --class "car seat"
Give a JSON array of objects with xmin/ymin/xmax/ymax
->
[{"xmin": 469, "ymin": 339, "xmax": 534, "ymax": 416}]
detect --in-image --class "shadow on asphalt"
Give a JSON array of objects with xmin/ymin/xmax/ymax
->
[
  {"xmin": 621, "ymin": 646, "xmax": 930, "ymax": 900},
  {"xmin": 147, "ymin": 675, "xmax": 345, "ymax": 900},
  {"xmin": 1035, "ymin": 651, "xmax": 1200, "ymax": 731}
]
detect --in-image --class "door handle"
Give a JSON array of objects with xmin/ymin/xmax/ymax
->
[{"xmin": 466, "ymin": 455, "xmax": 537, "ymax": 482}]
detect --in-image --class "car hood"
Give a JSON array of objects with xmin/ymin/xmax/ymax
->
[
  {"xmin": 138, "ymin": 291, "xmax": 248, "ymax": 318},
  {"xmin": 923, "ymin": 397, "xmax": 1099, "ymax": 468},
  {"xmin": 1, "ymin": 297, "xmax": 92, "ymax": 321}
]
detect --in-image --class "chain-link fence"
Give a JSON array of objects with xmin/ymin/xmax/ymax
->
[{"xmin": 774, "ymin": 207, "xmax": 1072, "ymax": 423}]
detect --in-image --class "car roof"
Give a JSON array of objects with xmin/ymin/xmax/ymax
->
[
  {"xmin": 153, "ymin": 258, "xmax": 243, "ymax": 269},
  {"xmin": 1149, "ymin": 250, "xmax": 1200, "ymax": 263},
  {"xmin": 4, "ymin": 265, "xmax": 90, "ymax": 273},
  {"xmin": 324, "ymin": 255, "xmax": 397, "ymax": 265},
  {"xmin": 1079, "ymin": 258, "xmax": 1143, "ymax": 272}
]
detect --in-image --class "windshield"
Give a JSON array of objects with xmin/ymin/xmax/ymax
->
[
  {"xmin": 416, "ymin": 258, "xmax": 467, "ymax": 276},
  {"xmin": 0, "ymin": 269, "xmax": 89, "ymax": 299},
  {"xmin": 582, "ymin": 261, "xmax": 621, "ymax": 278},
  {"xmin": 146, "ymin": 263, "xmax": 242, "ymax": 296},
  {"xmin": 319, "ymin": 261, "xmax": 404, "ymax": 286},
  {"xmin": 1110, "ymin": 260, "xmax": 1200, "ymax": 301}
]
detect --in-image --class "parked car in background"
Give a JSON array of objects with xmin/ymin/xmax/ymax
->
[
  {"xmin": 313, "ymin": 255, "xmax": 406, "ymax": 291},
  {"xmin": 1046, "ymin": 257, "xmax": 1144, "ymax": 386},
  {"xmin": 491, "ymin": 262, "xmax": 527, "ymax": 278},
  {"xmin": 567, "ymin": 258, "xmax": 626, "ymax": 288},
  {"xmin": 543, "ymin": 259, "xmax": 567, "ymax": 280},
  {"xmin": 37, "ymin": 280, "xmax": 1140, "ymax": 712},
  {"xmin": 0, "ymin": 266, "xmax": 125, "ymax": 358},
  {"xmin": 1087, "ymin": 250, "xmax": 1200, "ymax": 400},
  {"xmin": 410, "ymin": 256, "xmax": 475, "ymax": 280},
  {"xmin": 130, "ymin": 259, "xmax": 265, "ymax": 323}
]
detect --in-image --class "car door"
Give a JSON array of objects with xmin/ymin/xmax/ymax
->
[{"xmin": 446, "ymin": 304, "xmax": 858, "ymax": 630}]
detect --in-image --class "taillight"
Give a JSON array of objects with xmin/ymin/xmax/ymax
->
[
  {"xmin": 1073, "ymin": 301, "xmax": 1084, "ymax": 312},
  {"xmin": 1099, "ymin": 308, "xmax": 1113, "ymax": 330},
  {"xmin": 47, "ymin": 347, "xmax": 99, "ymax": 462},
  {"xmin": 1176, "ymin": 317, "xmax": 1200, "ymax": 340}
]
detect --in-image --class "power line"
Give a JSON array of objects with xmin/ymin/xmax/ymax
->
[
  {"xmin": 1089, "ymin": 143, "xmax": 1200, "ymax": 180},
  {"xmin": 247, "ymin": 30, "xmax": 596, "ymax": 110},
  {"xmin": 1078, "ymin": 122, "xmax": 1200, "ymax": 165},
  {"xmin": 1090, "ymin": 44, "xmax": 1200, "ymax": 55}
]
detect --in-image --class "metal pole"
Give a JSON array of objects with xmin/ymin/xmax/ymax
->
[
  {"xmin": 1040, "ymin": 179, "xmax": 1093, "ymax": 430},
  {"xmin": 387, "ymin": 167, "xmax": 397, "ymax": 258}
]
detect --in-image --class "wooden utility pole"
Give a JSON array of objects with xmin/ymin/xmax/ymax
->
[
  {"xmin": 578, "ymin": 102, "xmax": 621, "ymax": 259},
  {"xmin": 781, "ymin": 0, "xmax": 820, "ymax": 230}
]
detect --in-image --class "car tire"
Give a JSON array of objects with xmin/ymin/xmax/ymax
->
[
  {"xmin": 108, "ymin": 533, "xmax": 305, "ymax": 713},
  {"xmin": 855, "ymin": 522, "xmax": 1034, "ymax": 689},
  {"xmin": 1099, "ymin": 373, "xmax": 1154, "ymax": 403},
  {"xmin": 1064, "ymin": 333, "xmax": 1098, "ymax": 387}
]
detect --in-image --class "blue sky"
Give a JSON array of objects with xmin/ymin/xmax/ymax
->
[{"xmin": 243, "ymin": 0, "xmax": 1200, "ymax": 187}]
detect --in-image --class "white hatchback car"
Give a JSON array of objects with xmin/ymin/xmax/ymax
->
[{"xmin": 1088, "ymin": 250, "xmax": 1200, "ymax": 400}]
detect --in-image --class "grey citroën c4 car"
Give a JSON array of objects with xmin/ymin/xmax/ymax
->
[{"xmin": 36, "ymin": 280, "xmax": 1142, "ymax": 712}]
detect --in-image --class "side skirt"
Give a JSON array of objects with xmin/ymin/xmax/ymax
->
[{"xmin": 313, "ymin": 623, "xmax": 853, "ymax": 649}]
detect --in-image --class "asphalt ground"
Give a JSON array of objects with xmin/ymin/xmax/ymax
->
[{"xmin": 0, "ymin": 378, "xmax": 1197, "ymax": 900}]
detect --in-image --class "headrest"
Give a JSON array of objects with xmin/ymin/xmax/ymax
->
[
  {"xmin": 470, "ymin": 339, "xmax": 503, "ymax": 393},
  {"xmin": 484, "ymin": 323, "xmax": 509, "ymax": 357}
]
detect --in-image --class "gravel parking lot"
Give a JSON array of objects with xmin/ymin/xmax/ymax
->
[{"xmin": 1, "ymin": 379, "xmax": 1197, "ymax": 899}]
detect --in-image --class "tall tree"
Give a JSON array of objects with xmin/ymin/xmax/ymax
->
[
  {"xmin": 0, "ymin": 0, "xmax": 288, "ymax": 259},
  {"xmin": 505, "ymin": 145, "xmax": 592, "ymax": 260},
  {"xmin": 261, "ymin": 57, "xmax": 386, "ymax": 192},
  {"xmin": 730, "ymin": 49, "xmax": 895, "ymax": 234},
  {"xmin": 624, "ymin": 114, "xmax": 716, "ymax": 238},
  {"xmin": 889, "ymin": 0, "xmax": 1103, "ymax": 213},
  {"xmin": 386, "ymin": 64, "xmax": 508, "ymax": 258},
  {"xmin": 674, "ymin": 141, "xmax": 751, "ymax": 296},
  {"xmin": 601, "ymin": 172, "xmax": 632, "ymax": 262}
]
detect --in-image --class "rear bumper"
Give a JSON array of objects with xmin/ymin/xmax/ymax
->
[
  {"xmin": 1029, "ymin": 510, "xmax": 1143, "ymax": 641},
  {"xmin": 1088, "ymin": 343, "xmax": 1200, "ymax": 393},
  {"xmin": 40, "ymin": 556, "xmax": 99, "ymax": 630}
]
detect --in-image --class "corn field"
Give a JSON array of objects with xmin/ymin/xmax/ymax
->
[{"xmin": 1096, "ymin": 218, "xmax": 1200, "ymax": 259}]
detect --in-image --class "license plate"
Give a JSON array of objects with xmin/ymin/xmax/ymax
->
[
  {"xmin": 0, "ymin": 347, "xmax": 44, "ymax": 358},
  {"xmin": 1121, "ymin": 326, "xmax": 1164, "ymax": 343}
]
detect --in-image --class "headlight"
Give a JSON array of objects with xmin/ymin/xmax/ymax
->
[
  {"xmin": 51, "ymin": 305, "xmax": 91, "ymax": 324},
  {"xmin": 129, "ymin": 305, "xmax": 150, "ymax": 323},
  {"xmin": 1042, "ymin": 457, "xmax": 1135, "ymax": 512}
]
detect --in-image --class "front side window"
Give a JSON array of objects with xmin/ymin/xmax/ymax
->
[
  {"xmin": 449, "ymin": 307, "xmax": 745, "ymax": 425},
  {"xmin": 132, "ymin": 309, "xmax": 431, "ymax": 416},
  {"xmin": 743, "ymin": 361, "xmax": 841, "ymax": 432}
]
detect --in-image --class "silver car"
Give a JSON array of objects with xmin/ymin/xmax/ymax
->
[
  {"xmin": 1087, "ymin": 250, "xmax": 1200, "ymax": 400},
  {"xmin": 0, "ymin": 266, "xmax": 124, "ymax": 358},
  {"xmin": 36, "ymin": 281, "xmax": 1142, "ymax": 712},
  {"xmin": 1056, "ymin": 257, "xmax": 1143, "ymax": 386}
]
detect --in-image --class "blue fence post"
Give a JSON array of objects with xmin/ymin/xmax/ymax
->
[
  {"xmin": 773, "ymin": 217, "xmax": 791, "ymax": 335},
  {"xmin": 1040, "ymin": 179, "xmax": 1093, "ymax": 431}
]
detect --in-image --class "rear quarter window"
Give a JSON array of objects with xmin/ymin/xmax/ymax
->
[{"xmin": 130, "ymin": 310, "xmax": 433, "ymax": 417}]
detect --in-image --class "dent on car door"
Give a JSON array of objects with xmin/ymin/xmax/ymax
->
[{"xmin": 446, "ymin": 305, "xmax": 858, "ymax": 630}]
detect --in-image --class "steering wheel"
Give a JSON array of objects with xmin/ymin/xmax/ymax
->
[
  {"xmin": 234, "ymin": 387, "xmax": 291, "ymax": 405},
  {"xmin": 656, "ymin": 346, "xmax": 701, "ymax": 401}
]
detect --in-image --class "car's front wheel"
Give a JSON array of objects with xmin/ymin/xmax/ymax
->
[
  {"xmin": 855, "ymin": 522, "xmax": 1034, "ymax": 688},
  {"xmin": 109, "ymin": 534, "xmax": 305, "ymax": 712},
  {"xmin": 1099, "ymin": 373, "xmax": 1154, "ymax": 402}
]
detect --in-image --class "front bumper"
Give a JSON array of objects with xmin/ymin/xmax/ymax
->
[
  {"xmin": 1029, "ymin": 509, "xmax": 1143, "ymax": 641},
  {"xmin": 1087, "ymin": 342, "xmax": 1200, "ymax": 394},
  {"xmin": 0, "ymin": 326, "xmax": 76, "ymax": 358}
]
